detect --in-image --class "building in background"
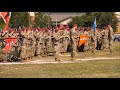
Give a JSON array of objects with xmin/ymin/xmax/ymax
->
[
  {"xmin": 28, "ymin": 12, "xmax": 85, "ymax": 26},
  {"xmin": 44, "ymin": 12, "xmax": 85, "ymax": 26}
]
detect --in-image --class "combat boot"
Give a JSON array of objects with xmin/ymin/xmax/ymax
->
[
  {"xmin": 110, "ymin": 49, "xmax": 113, "ymax": 54},
  {"xmin": 55, "ymin": 57, "xmax": 60, "ymax": 61}
]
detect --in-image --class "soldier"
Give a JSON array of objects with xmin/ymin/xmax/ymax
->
[
  {"xmin": 20, "ymin": 29, "xmax": 27, "ymax": 61},
  {"xmin": 36, "ymin": 29, "xmax": 43, "ymax": 57},
  {"xmin": 107, "ymin": 24, "xmax": 114, "ymax": 54},
  {"xmin": 47, "ymin": 27, "xmax": 54, "ymax": 56},
  {"xmin": 96, "ymin": 28, "xmax": 102, "ymax": 50},
  {"xmin": 70, "ymin": 24, "xmax": 78, "ymax": 60},
  {"xmin": 64, "ymin": 25, "xmax": 70, "ymax": 53},
  {"xmin": 31, "ymin": 30, "xmax": 36, "ymax": 60},
  {"xmin": 59, "ymin": 25, "xmax": 65, "ymax": 54},
  {"xmin": 0, "ymin": 36, "xmax": 4, "ymax": 61},
  {"xmin": 87, "ymin": 27, "xmax": 95, "ymax": 54},
  {"xmin": 53, "ymin": 26, "xmax": 60, "ymax": 61},
  {"xmin": 101, "ymin": 25, "xmax": 108, "ymax": 50}
]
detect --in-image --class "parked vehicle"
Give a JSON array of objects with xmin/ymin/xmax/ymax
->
[{"xmin": 113, "ymin": 34, "xmax": 120, "ymax": 42}]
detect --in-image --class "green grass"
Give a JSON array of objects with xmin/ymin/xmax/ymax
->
[
  {"xmin": 0, "ymin": 42, "xmax": 120, "ymax": 78},
  {"xmin": 0, "ymin": 59, "xmax": 120, "ymax": 78}
]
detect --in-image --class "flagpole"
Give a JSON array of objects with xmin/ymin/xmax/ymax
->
[
  {"xmin": 94, "ymin": 18, "xmax": 96, "ymax": 49},
  {"xmin": 92, "ymin": 17, "xmax": 97, "ymax": 50}
]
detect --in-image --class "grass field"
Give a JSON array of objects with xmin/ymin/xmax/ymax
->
[
  {"xmin": 0, "ymin": 59, "xmax": 120, "ymax": 78},
  {"xmin": 0, "ymin": 42, "xmax": 120, "ymax": 78}
]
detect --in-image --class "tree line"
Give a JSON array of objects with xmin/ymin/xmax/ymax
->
[{"xmin": 0, "ymin": 12, "xmax": 119, "ymax": 32}]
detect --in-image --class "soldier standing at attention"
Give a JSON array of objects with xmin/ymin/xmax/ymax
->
[
  {"xmin": 87, "ymin": 27, "xmax": 95, "ymax": 54},
  {"xmin": 64, "ymin": 25, "xmax": 70, "ymax": 53},
  {"xmin": 53, "ymin": 26, "xmax": 60, "ymax": 61},
  {"xmin": 101, "ymin": 25, "xmax": 108, "ymax": 50},
  {"xmin": 107, "ymin": 24, "xmax": 114, "ymax": 54},
  {"xmin": 70, "ymin": 24, "xmax": 78, "ymax": 60},
  {"xmin": 96, "ymin": 28, "xmax": 102, "ymax": 50}
]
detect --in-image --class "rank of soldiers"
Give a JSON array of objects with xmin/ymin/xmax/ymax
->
[{"xmin": 0, "ymin": 24, "xmax": 113, "ymax": 62}]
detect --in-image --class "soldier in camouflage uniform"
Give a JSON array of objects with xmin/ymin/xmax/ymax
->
[
  {"xmin": 20, "ymin": 29, "xmax": 27, "ymax": 61},
  {"xmin": 107, "ymin": 24, "xmax": 113, "ymax": 54},
  {"xmin": 59, "ymin": 25, "xmax": 65, "ymax": 54},
  {"xmin": 87, "ymin": 27, "xmax": 95, "ymax": 54},
  {"xmin": 34, "ymin": 29, "xmax": 40, "ymax": 56},
  {"xmin": 101, "ymin": 25, "xmax": 108, "ymax": 50},
  {"xmin": 36, "ymin": 29, "xmax": 43, "ymax": 57},
  {"xmin": 53, "ymin": 26, "xmax": 60, "ymax": 61},
  {"xmin": 64, "ymin": 25, "xmax": 70, "ymax": 53},
  {"xmin": 7, "ymin": 31, "xmax": 19, "ymax": 62},
  {"xmin": 70, "ymin": 24, "xmax": 78, "ymax": 60},
  {"xmin": 0, "ymin": 32, "xmax": 6, "ymax": 62},
  {"xmin": 46, "ymin": 27, "xmax": 54, "ymax": 56},
  {"xmin": 96, "ymin": 28, "xmax": 102, "ymax": 50},
  {"xmin": 31, "ymin": 30, "xmax": 36, "ymax": 60}
]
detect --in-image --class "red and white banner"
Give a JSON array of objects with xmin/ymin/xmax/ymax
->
[
  {"xmin": 5, "ymin": 38, "xmax": 17, "ymax": 54},
  {"xmin": 0, "ymin": 12, "xmax": 11, "ymax": 33}
]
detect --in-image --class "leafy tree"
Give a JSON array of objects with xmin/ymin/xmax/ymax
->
[
  {"xmin": 9, "ymin": 12, "xmax": 29, "ymax": 28},
  {"xmin": 33, "ymin": 12, "xmax": 52, "ymax": 28},
  {"xmin": 0, "ymin": 17, "xmax": 5, "ymax": 29},
  {"xmin": 68, "ymin": 12, "xmax": 118, "ymax": 32}
]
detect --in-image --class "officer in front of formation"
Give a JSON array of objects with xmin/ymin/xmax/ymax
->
[{"xmin": 70, "ymin": 24, "xmax": 78, "ymax": 60}]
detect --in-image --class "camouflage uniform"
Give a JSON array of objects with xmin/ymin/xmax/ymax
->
[
  {"xmin": 70, "ymin": 25, "xmax": 78, "ymax": 60},
  {"xmin": 107, "ymin": 25, "xmax": 113, "ymax": 53},
  {"xmin": 101, "ymin": 28, "xmax": 108, "ymax": 50},
  {"xmin": 64, "ymin": 28, "xmax": 70, "ymax": 53},
  {"xmin": 53, "ymin": 28, "xmax": 60, "ymax": 61},
  {"xmin": 31, "ymin": 31, "xmax": 36, "ymax": 60},
  {"xmin": 59, "ymin": 28, "xmax": 65, "ymax": 54},
  {"xmin": 0, "ymin": 33, "xmax": 6, "ymax": 61},
  {"xmin": 96, "ymin": 29, "xmax": 102, "ymax": 50},
  {"xmin": 87, "ymin": 28, "xmax": 95, "ymax": 53},
  {"xmin": 20, "ymin": 30, "xmax": 27, "ymax": 60},
  {"xmin": 46, "ymin": 29, "xmax": 54, "ymax": 55}
]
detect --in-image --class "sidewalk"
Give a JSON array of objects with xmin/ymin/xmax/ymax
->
[{"xmin": 0, "ymin": 57, "xmax": 120, "ymax": 65}]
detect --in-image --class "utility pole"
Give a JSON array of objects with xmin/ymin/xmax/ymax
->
[
  {"xmin": 48, "ymin": 12, "xmax": 50, "ymax": 27},
  {"xmin": 28, "ymin": 12, "xmax": 30, "ymax": 28}
]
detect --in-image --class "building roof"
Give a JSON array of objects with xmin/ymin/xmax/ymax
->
[{"xmin": 43, "ymin": 12, "xmax": 85, "ymax": 22}]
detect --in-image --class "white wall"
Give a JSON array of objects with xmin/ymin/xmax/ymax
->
[
  {"xmin": 60, "ymin": 18, "xmax": 72, "ymax": 25},
  {"xmin": 29, "ymin": 12, "xmax": 35, "ymax": 16}
]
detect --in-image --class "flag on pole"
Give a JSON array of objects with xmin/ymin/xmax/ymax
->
[
  {"xmin": 92, "ymin": 18, "xmax": 97, "ymax": 32},
  {"xmin": 0, "ymin": 12, "xmax": 11, "ymax": 33}
]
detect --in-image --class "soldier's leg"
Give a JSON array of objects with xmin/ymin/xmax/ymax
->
[
  {"xmin": 109, "ymin": 39, "xmax": 113, "ymax": 54},
  {"xmin": 54, "ymin": 45, "xmax": 60, "ymax": 61},
  {"xmin": 71, "ymin": 43, "xmax": 76, "ymax": 60},
  {"xmin": 102, "ymin": 39, "xmax": 106, "ymax": 50},
  {"xmin": 91, "ymin": 43, "xmax": 95, "ymax": 54}
]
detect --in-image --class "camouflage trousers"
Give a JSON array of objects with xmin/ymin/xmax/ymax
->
[
  {"xmin": 102, "ymin": 38, "xmax": 108, "ymax": 50},
  {"xmin": 64, "ymin": 38, "xmax": 69, "ymax": 53},
  {"xmin": 54, "ymin": 44, "xmax": 60, "ymax": 61},
  {"xmin": 0, "ymin": 49, "xmax": 6, "ymax": 60},
  {"xmin": 71, "ymin": 42, "xmax": 77, "ymax": 59},
  {"xmin": 108, "ymin": 38, "xmax": 113, "ymax": 53}
]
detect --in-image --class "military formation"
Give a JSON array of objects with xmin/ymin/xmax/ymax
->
[{"xmin": 0, "ymin": 24, "xmax": 114, "ymax": 62}]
